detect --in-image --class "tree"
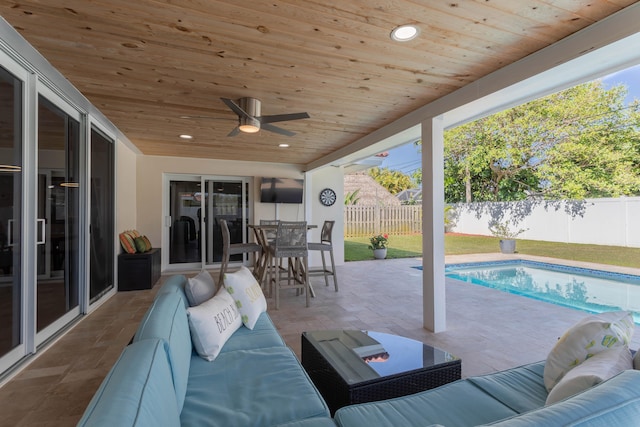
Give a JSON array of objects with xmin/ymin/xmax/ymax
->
[
  {"xmin": 368, "ymin": 167, "xmax": 416, "ymax": 195},
  {"xmin": 443, "ymin": 81, "xmax": 640, "ymax": 203},
  {"xmin": 344, "ymin": 189, "xmax": 361, "ymax": 205}
]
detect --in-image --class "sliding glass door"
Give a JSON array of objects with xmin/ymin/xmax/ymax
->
[
  {"xmin": 0, "ymin": 47, "xmax": 115, "ymax": 377},
  {"xmin": 89, "ymin": 128, "xmax": 114, "ymax": 302},
  {"xmin": 36, "ymin": 93, "xmax": 81, "ymax": 342},
  {"xmin": 166, "ymin": 175, "xmax": 251, "ymax": 270},
  {"xmin": 0, "ymin": 65, "xmax": 23, "ymax": 364}
]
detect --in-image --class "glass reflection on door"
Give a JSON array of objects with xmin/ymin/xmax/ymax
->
[
  {"xmin": 203, "ymin": 180, "xmax": 245, "ymax": 266},
  {"xmin": 36, "ymin": 95, "xmax": 80, "ymax": 333},
  {"xmin": 0, "ymin": 66, "xmax": 22, "ymax": 358},
  {"xmin": 169, "ymin": 181, "xmax": 201, "ymax": 265}
]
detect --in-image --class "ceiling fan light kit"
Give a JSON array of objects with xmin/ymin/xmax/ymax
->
[{"xmin": 221, "ymin": 96, "xmax": 310, "ymax": 137}]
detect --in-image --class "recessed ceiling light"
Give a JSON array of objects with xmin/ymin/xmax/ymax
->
[
  {"xmin": 179, "ymin": 134, "xmax": 193, "ymax": 139},
  {"xmin": 279, "ymin": 143, "xmax": 289, "ymax": 148},
  {"xmin": 390, "ymin": 24, "xmax": 419, "ymax": 42}
]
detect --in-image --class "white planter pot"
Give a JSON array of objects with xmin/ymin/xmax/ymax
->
[
  {"xmin": 373, "ymin": 248, "xmax": 387, "ymax": 259},
  {"xmin": 499, "ymin": 239, "xmax": 516, "ymax": 254}
]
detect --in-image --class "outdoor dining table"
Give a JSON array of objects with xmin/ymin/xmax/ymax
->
[{"xmin": 248, "ymin": 223, "xmax": 317, "ymax": 298}]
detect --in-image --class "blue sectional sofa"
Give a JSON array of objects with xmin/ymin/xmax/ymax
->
[
  {"xmin": 333, "ymin": 360, "xmax": 640, "ymax": 426},
  {"xmin": 77, "ymin": 275, "xmax": 335, "ymax": 427},
  {"xmin": 78, "ymin": 274, "xmax": 640, "ymax": 426}
]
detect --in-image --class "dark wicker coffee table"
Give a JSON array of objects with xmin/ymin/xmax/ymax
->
[{"xmin": 301, "ymin": 330, "xmax": 461, "ymax": 414}]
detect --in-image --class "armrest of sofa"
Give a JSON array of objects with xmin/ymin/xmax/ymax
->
[
  {"xmin": 481, "ymin": 369, "xmax": 640, "ymax": 426},
  {"xmin": 77, "ymin": 338, "xmax": 181, "ymax": 427}
]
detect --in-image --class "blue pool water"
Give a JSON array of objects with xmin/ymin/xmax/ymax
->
[{"xmin": 444, "ymin": 260, "xmax": 640, "ymax": 323}]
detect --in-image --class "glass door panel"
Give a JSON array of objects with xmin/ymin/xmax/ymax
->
[
  {"xmin": 203, "ymin": 179, "xmax": 245, "ymax": 266},
  {"xmin": 36, "ymin": 95, "xmax": 80, "ymax": 333},
  {"xmin": 0, "ymin": 66, "xmax": 23, "ymax": 359},
  {"xmin": 169, "ymin": 180, "xmax": 201, "ymax": 265},
  {"xmin": 89, "ymin": 127, "xmax": 114, "ymax": 302}
]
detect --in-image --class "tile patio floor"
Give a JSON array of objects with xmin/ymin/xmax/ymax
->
[{"xmin": 1, "ymin": 254, "xmax": 639, "ymax": 426}]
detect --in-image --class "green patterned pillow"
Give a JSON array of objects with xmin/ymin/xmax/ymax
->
[
  {"xmin": 141, "ymin": 235, "xmax": 152, "ymax": 251},
  {"xmin": 134, "ymin": 236, "xmax": 147, "ymax": 253},
  {"xmin": 544, "ymin": 311, "xmax": 635, "ymax": 392}
]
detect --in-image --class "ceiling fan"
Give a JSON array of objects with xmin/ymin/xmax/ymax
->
[{"xmin": 219, "ymin": 97, "xmax": 309, "ymax": 137}]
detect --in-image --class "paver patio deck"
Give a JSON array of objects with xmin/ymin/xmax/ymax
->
[{"xmin": 0, "ymin": 254, "xmax": 638, "ymax": 426}]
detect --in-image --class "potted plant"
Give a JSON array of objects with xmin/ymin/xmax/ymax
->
[
  {"xmin": 489, "ymin": 221, "xmax": 527, "ymax": 254},
  {"xmin": 368, "ymin": 233, "xmax": 389, "ymax": 259}
]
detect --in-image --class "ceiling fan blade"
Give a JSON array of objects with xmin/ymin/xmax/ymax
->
[
  {"xmin": 227, "ymin": 126, "xmax": 241, "ymax": 137},
  {"xmin": 259, "ymin": 112, "xmax": 310, "ymax": 124},
  {"xmin": 261, "ymin": 123, "xmax": 296, "ymax": 137},
  {"xmin": 221, "ymin": 97, "xmax": 252, "ymax": 120}
]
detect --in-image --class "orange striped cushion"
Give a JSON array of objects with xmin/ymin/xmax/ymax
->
[{"xmin": 119, "ymin": 232, "xmax": 136, "ymax": 254}]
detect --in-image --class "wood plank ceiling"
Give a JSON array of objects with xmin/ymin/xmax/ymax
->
[{"xmin": 0, "ymin": 1, "xmax": 636, "ymax": 166}]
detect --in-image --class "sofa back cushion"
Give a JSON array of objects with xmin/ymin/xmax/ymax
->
[
  {"xmin": 482, "ymin": 369, "xmax": 640, "ymax": 426},
  {"xmin": 134, "ymin": 292, "xmax": 191, "ymax": 412},
  {"xmin": 77, "ymin": 338, "xmax": 180, "ymax": 426},
  {"xmin": 156, "ymin": 274, "xmax": 189, "ymax": 308}
]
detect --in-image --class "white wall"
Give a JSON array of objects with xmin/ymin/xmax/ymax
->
[
  {"xmin": 307, "ymin": 166, "xmax": 345, "ymax": 267},
  {"xmin": 116, "ymin": 139, "xmax": 138, "ymax": 232},
  {"xmin": 451, "ymin": 197, "xmax": 640, "ymax": 248}
]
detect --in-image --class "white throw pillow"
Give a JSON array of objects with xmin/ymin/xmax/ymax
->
[
  {"xmin": 545, "ymin": 346, "xmax": 632, "ymax": 405},
  {"xmin": 185, "ymin": 270, "xmax": 216, "ymax": 306},
  {"xmin": 544, "ymin": 311, "xmax": 635, "ymax": 392},
  {"xmin": 224, "ymin": 265, "xmax": 267, "ymax": 330},
  {"xmin": 186, "ymin": 288, "xmax": 242, "ymax": 361}
]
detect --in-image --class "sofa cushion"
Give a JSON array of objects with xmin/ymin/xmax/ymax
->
[
  {"xmin": 185, "ymin": 270, "xmax": 216, "ymax": 306},
  {"xmin": 224, "ymin": 265, "xmax": 267, "ymax": 329},
  {"xmin": 545, "ymin": 345, "xmax": 632, "ymax": 405},
  {"xmin": 544, "ymin": 311, "xmax": 634, "ymax": 391},
  {"xmin": 182, "ymin": 347, "xmax": 330, "ymax": 426},
  {"xmin": 77, "ymin": 338, "xmax": 181, "ymax": 427},
  {"xmin": 187, "ymin": 288, "xmax": 242, "ymax": 361},
  {"xmin": 333, "ymin": 380, "xmax": 518, "ymax": 427},
  {"xmin": 134, "ymin": 292, "xmax": 192, "ymax": 412},
  {"xmin": 482, "ymin": 369, "xmax": 640, "ymax": 426},
  {"xmin": 468, "ymin": 361, "xmax": 548, "ymax": 414},
  {"xmin": 118, "ymin": 231, "xmax": 136, "ymax": 254},
  {"xmin": 220, "ymin": 311, "xmax": 286, "ymax": 353}
]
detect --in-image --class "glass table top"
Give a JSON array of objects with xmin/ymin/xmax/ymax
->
[{"xmin": 303, "ymin": 330, "xmax": 459, "ymax": 385}]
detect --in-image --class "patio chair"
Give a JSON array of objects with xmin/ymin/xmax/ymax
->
[
  {"xmin": 308, "ymin": 220, "xmax": 338, "ymax": 291},
  {"xmin": 269, "ymin": 221, "xmax": 311, "ymax": 309},
  {"xmin": 260, "ymin": 219, "xmax": 280, "ymax": 243},
  {"xmin": 218, "ymin": 218, "xmax": 262, "ymax": 289}
]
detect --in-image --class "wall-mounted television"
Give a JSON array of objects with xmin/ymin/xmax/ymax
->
[{"xmin": 260, "ymin": 177, "xmax": 304, "ymax": 204}]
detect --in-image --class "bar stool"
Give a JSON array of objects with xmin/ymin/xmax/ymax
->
[
  {"xmin": 269, "ymin": 221, "xmax": 311, "ymax": 309},
  {"xmin": 308, "ymin": 220, "xmax": 338, "ymax": 291},
  {"xmin": 218, "ymin": 219, "xmax": 262, "ymax": 289}
]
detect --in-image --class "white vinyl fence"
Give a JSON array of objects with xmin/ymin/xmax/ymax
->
[
  {"xmin": 344, "ymin": 205, "xmax": 422, "ymax": 237},
  {"xmin": 450, "ymin": 197, "xmax": 640, "ymax": 248}
]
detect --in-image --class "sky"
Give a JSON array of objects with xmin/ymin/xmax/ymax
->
[{"xmin": 380, "ymin": 64, "xmax": 640, "ymax": 177}]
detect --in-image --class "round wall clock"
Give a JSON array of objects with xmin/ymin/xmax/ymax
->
[{"xmin": 319, "ymin": 188, "xmax": 337, "ymax": 206}]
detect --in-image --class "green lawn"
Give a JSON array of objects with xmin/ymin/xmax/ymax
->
[{"xmin": 345, "ymin": 233, "xmax": 640, "ymax": 269}]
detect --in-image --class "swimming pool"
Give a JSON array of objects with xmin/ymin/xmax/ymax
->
[{"xmin": 445, "ymin": 260, "xmax": 640, "ymax": 323}]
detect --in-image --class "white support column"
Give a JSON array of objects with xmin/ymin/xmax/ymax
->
[{"xmin": 422, "ymin": 116, "xmax": 446, "ymax": 332}]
